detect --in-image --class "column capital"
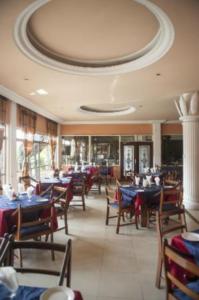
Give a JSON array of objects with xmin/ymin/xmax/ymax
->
[
  {"xmin": 175, "ymin": 91, "xmax": 199, "ymax": 120},
  {"xmin": 179, "ymin": 115, "xmax": 199, "ymax": 123}
]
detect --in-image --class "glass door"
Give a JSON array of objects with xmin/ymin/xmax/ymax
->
[{"xmin": 121, "ymin": 142, "xmax": 153, "ymax": 176}]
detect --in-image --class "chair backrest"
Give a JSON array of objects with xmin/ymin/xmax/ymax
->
[
  {"xmin": 159, "ymin": 185, "xmax": 183, "ymax": 214},
  {"xmin": 156, "ymin": 208, "xmax": 187, "ymax": 252},
  {"xmin": 105, "ymin": 185, "xmax": 116, "ymax": 204},
  {"xmin": 7, "ymin": 239, "xmax": 72, "ymax": 287},
  {"xmin": 72, "ymin": 177, "xmax": 86, "ymax": 196},
  {"xmin": 163, "ymin": 239, "xmax": 199, "ymax": 300},
  {"xmin": 0, "ymin": 234, "xmax": 13, "ymax": 266},
  {"xmin": 19, "ymin": 176, "xmax": 38, "ymax": 189},
  {"xmin": 51, "ymin": 186, "xmax": 69, "ymax": 211},
  {"xmin": 15, "ymin": 202, "xmax": 54, "ymax": 240}
]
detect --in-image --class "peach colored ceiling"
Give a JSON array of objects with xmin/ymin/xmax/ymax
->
[
  {"xmin": 29, "ymin": 0, "xmax": 158, "ymax": 61},
  {"xmin": 0, "ymin": 0, "xmax": 199, "ymax": 123}
]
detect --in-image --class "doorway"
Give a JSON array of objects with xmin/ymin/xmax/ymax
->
[{"xmin": 121, "ymin": 142, "xmax": 153, "ymax": 177}]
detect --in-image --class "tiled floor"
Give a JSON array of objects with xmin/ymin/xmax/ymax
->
[{"xmin": 18, "ymin": 189, "xmax": 199, "ymax": 300}]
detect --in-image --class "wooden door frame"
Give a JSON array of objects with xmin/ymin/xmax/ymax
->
[{"xmin": 121, "ymin": 142, "xmax": 153, "ymax": 178}]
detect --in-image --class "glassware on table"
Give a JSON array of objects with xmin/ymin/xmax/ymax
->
[
  {"xmin": 26, "ymin": 186, "xmax": 34, "ymax": 201},
  {"xmin": 0, "ymin": 267, "xmax": 18, "ymax": 298}
]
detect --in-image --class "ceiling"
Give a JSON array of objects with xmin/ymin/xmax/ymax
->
[{"xmin": 0, "ymin": 0, "xmax": 199, "ymax": 123}]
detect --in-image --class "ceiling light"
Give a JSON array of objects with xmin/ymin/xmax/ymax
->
[
  {"xmin": 29, "ymin": 92, "xmax": 36, "ymax": 96},
  {"xmin": 36, "ymin": 89, "xmax": 48, "ymax": 95}
]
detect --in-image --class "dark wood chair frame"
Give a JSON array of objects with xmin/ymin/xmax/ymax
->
[
  {"xmin": 163, "ymin": 239, "xmax": 199, "ymax": 300},
  {"xmin": 51, "ymin": 185, "xmax": 70, "ymax": 235},
  {"xmin": 70, "ymin": 179, "xmax": 86, "ymax": 211},
  {"xmin": 1, "ymin": 238, "xmax": 72, "ymax": 287},
  {"xmin": 155, "ymin": 204, "xmax": 187, "ymax": 289},
  {"xmin": 105, "ymin": 185, "xmax": 138, "ymax": 234}
]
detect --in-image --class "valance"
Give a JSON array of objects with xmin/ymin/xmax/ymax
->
[
  {"xmin": 0, "ymin": 96, "xmax": 8, "ymax": 125},
  {"xmin": 18, "ymin": 105, "xmax": 37, "ymax": 133},
  {"xmin": 47, "ymin": 119, "xmax": 58, "ymax": 137}
]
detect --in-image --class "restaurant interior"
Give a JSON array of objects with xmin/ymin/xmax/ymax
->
[{"xmin": 0, "ymin": 0, "xmax": 199, "ymax": 299}]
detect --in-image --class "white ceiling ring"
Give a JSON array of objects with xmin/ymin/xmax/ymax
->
[
  {"xmin": 14, "ymin": 0, "xmax": 175, "ymax": 75},
  {"xmin": 79, "ymin": 105, "xmax": 136, "ymax": 116}
]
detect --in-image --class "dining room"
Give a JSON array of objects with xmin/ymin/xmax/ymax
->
[{"xmin": 0, "ymin": 0, "xmax": 199, "ymax": 299}]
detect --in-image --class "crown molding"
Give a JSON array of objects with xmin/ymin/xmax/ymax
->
[
  {"xmin": 62, "ymin": 120, "xmax": 166, "ymax": 125},
  {"xmin": 0, "ymin": 85, "xmax": 64, "ymax": 123}
]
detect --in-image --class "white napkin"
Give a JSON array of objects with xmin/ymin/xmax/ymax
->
[
  {"xmin": 143, "ymin": 179, "xmax": 148, "ymax": 187},
  {"xmin": 155, "ymin": 176, "xmax": 160, "ymax": 186},
  {"xmin": 2, "ymin": 184, "xmax": 10, "ymax": 195},
  {"xmin": 26, "ymin": 186, "xmax": 34, "ymax": 198},
  {"xmin": 146, "ymin": 175, "xmax": 152, "ymax": 186},
  {"xmin": 0, "ymin": 267, "xmax": 18, "ymax": 293},
  {"xmin": 135, "ymin": 176, "xmax": 140, "ymax": 186},
  {"xmin": 18, "ymin": 183, "xmax": 25, "ymax": 194}
]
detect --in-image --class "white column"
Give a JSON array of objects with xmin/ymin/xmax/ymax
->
[
  {"xmin": 152, "ymin": 122, "xmax": 161, "ymax": 167},
  {"xmin": 175, "ymin": 91, "xmax": 199, "ymax": 209},
  {"xmin": 6, "ymin": 101, "xmax": 17, "ymax": 190}
]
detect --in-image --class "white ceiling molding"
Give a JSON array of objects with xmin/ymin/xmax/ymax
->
[
  {"xmin": 0, "ymin": 85, "xmax": 64, "ymax": 123},
  {"xmin": 62, "ymin": 120, "xmax": 166, "ymax": 125},
  {"xmin": 14, "ymin": 0, "xmax": 175, "ymax": 75}
]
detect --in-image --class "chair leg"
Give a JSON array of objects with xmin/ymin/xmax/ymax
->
[
  {"xmin": 64, "ymin": 213, "xmax": 68, "ymax": 235},
  {"xmin": 50, "ymin": 233, "xmax": 55, "ymax": 261},
  {"xmin": 116, "ymin": 212, "xmax": 121, "ymax": 234},
  {"xmin": 82, "ymin": 195, "xmax": 86, "ymax": 211},
  {"xmin": 19, "ymin": 248, "xmax": 23, "ymax": 268},
  {"xmin": 155, "ymin": 251, "xmax": 163, "ymax": 288},
  {"xmin": 106, "ymin": 206, "xmax": 109, "ymax": 225}
]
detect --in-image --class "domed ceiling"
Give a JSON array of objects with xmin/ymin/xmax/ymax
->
[{"xmin": 0, "ymin": 0, "xmax": 199, "ymax": 123}]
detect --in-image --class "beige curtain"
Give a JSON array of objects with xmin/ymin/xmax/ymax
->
[
  {"xmin": 0, "ymin": 96, "xmax": 8, "ymax": 192},
  {"xmin": 18, "ymin": 106, "xmax": 37, "ymax": 178},
  {"xmin": 47, "ymin": 119, "xmax": 58, "ymax": 170}
]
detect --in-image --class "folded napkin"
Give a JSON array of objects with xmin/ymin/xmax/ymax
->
[
  {"xmin": 146, "ymin": 175, "xmax": 152, "ymax": 185},
  {"xmin": 143, "ymin": 179, "xmax": 148, "ymax": 188},
  {"xmin": 155, "ymin": 176, "xmax": 160, "ymax": 186},
  {"xmin": 135, "ymin": 176, "xmax": 140, "ymax": 186}
]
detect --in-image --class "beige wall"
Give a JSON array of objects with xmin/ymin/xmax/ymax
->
[
  {"xmin": 161, "ymin": 123, "xmax": 182, "ymax": 135},
  {"xmin": 61, "ymin": 124, "xmax": 152, "ymax": 135}
]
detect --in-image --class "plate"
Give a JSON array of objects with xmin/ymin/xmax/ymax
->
[
  {"xmin": 40, "ymin": 287, "xmax": 75, "ymax": 300},
  {"xmin": 36, "ymin": 198, "xmax": 49, "ymax": 202},
  {"xmin": 164, "ymin": 185, "xmax": 173, "ymax": 189},
  {"xmin": 181, "ymin": 232, "xmax": 199, "ymax": 242},
  {"xmin": 136, "ymin": 189, "xmax": 144, "ymax": 192}
]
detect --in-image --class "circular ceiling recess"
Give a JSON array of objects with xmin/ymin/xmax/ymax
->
[
  {"xmin": 14, "ymin": 0, "xmax": 175, "ymax": 75},
  {"xmin": 79, "ymin": 105, "xmax": 136, "ymax": 116}
]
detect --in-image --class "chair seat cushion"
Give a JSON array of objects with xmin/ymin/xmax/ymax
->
[
  {"xmin": 20, "ymin": 224, "xmax": 50, "ymax": 237},
  {"xmin": 173, "ymin": 279, "xmax": 199, "ymax": 300}
]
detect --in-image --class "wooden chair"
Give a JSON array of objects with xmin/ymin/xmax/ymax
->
[
  {"xmin": 155, "ymin": 202, "xmax": 187, "ymax": 289},
  {"xmin": 163, "ymin": 239, "xmax": 199, "ymax": 300},
  {"xmin": 19, "ymin": 176, "xmax": 38, "ymax": 190},
  {"xmin": 6, "ymin": 239, "xmax": 72, "ymax": 287},
  {"xmin": 89, "ymin": 174, "xmax": 102, "ymax": 195},
  {"xmin": 12, "ymin": 202, "xmax": 55, "ymax": 265},
  {"xmin": 70, "ymin": 178, "xmax": 86, "ymax": 211},
  {"xmin": 0, "ymin": 234, "xmax": 12, "ymax": 266},
  {"xmin": 51, "ymin": 186, "xmax": 70, "ymax": 235},
  {"xmin": 105, "ymin": 185, "xmax": 138, "ymax": 234}
]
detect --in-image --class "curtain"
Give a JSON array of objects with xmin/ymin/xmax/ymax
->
[
  {"xmin": 0, "ymin": 129, "xmax": 4, "ymax": 193},
  {"xmin": 0, "ymin": 96, "xmax": 7, "ymax": 125},
  {"xmin": 47, "ymin": 119, "xmax": 58, "ymax": 170},
  {"xmin": 18, "ymin": 106, "xmax": 37, "ymax": 178}
]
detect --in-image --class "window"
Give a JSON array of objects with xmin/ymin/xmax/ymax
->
[
  {"xmin": 62, "ymin": 136, "xmax": 89, "ymax": 165},
  {"xmin": 16, "ymin": 129, "xmax": 51, "ymax": 180},
  {"xmin": 0, "ymin": 124, "xmax": 6, "ymax": 184},
  {"xmin": 91, "ymin": 136, "xmax": 119, "ymax": 165},
  {"xmin": 162, "ymin": 135, "xmax": 183, "ymax": 165}
]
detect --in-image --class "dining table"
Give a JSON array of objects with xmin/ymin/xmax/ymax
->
[
  {"xmin": 36, "ymin": 177, "xmax": 73, "ymax": 202},
  {"xmin": 0, "ymin": 194, "xmax": 58, "ymax": 237},
  {"xmin": 120, "ymin": 184, "xmax": 161, "ymax": 227},
  {"xmin": 0, "ymin": 283, "xmax": 83, "ymax": 300}
]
